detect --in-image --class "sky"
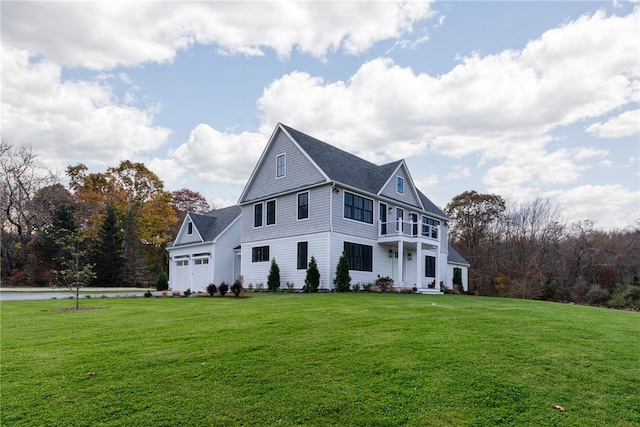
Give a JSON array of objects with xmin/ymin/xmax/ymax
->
[{"xmin": 1, "ymin": 1, "xmax": 639, "ymax": 230}]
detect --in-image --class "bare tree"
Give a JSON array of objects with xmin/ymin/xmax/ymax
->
[{"xmin": 0, "ymin": 141, "xmax": 58, "ymax": 284}]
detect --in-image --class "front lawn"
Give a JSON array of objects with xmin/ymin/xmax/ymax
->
[{"xmin": 1, "ymin": 293, "xmax": 638, "ymax": 426}]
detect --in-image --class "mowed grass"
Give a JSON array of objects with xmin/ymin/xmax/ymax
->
[{"xmin": 1, "ymin": 294, "xmax": 638, "ymax": 426}]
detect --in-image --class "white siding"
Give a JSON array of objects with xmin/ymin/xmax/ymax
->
[
  {"xmin": 241, "ymin": 232, "xmax": 330, "ymax": 290},
  {"xmin": 213, "ymin": 218, "xmax": 241, "ymax": 285}
]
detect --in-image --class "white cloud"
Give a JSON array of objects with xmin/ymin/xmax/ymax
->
[
  {"xmin": 170, "ymin": 124, "xmax": 266, "ymax": 186},
  {"xmin": 586, "ymin": 109, "xmax": 640, "ymax": 138},
  {"xmin": 554, "ymin": 185, "xmax": 640, "ymax": 229},
  {"xmin": 1, "ymin": 1, "xmax": 434, "ymax": 69},
  {"xmin": 0, "ymin": 47, "xmax": 171, "ymax": 171}
]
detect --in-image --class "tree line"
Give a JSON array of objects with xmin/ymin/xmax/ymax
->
[
  {"xmin": 445, "ymin": 191, "xmax": 640, "ymax": 309},
  {"xmin": 1, "ymin": 142, "xmax": 210, "ymax": 288},
  {"xmin": 2, "ymin": 142, "xmax": 639, "ymax": 309}
]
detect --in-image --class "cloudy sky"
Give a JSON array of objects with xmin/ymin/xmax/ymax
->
[{"xmin": 2, "ymin": 1, "xmax": 638, "ymax": 229}]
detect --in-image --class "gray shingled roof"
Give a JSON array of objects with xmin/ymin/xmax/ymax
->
[
  {"xmin": 447, "ymin": 244, "xmax": 470, "ymax": 265},
  {"xmin": 175, "ymin": 205, "xmax": 241, "ymax": 245},
  {"xmin": 282, "ymin": 124, "xmax": 447, "ymax": 218}
]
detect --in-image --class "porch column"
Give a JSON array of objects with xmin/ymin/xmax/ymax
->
[
  {"xmin": 397, "ymin": 240, "xmax": 404, "ymax": 287},
  {"xmin": 416, "ymin": 243, "xmax": 422, "ymax": 290}
]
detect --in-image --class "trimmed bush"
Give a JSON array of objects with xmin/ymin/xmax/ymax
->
[
  {"xmin": 304, "ymin": 256, "xmax": 320, "ymax": 293},
  {"xmin": 155, "ymin": 270, "xmax": 169, "ymax": 291},
  {"xmin": 231, "ymin": 277, "xmax": 244, "ymax": 297},
  {"xmin": 334, "ymin": 252, "xmax": 351, "ymax": 292},
  {"xmin": 374, "ymin": 275, "xmax": 394, "ymax": 293},
  {"xmin": 267, "ymin": 258, "xmax": 281, "ymax": 292},
  {"xmin": 218, "ymin": 282, "xmax": 229, "ymax": 297},
  {"xmin": 206, "ymin": 283, "xmax": 217, "ymax": 297}
]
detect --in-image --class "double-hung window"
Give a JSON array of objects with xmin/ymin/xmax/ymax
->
[
  {"xmin": 254, "ymin": 203, "xmax": 263, "ymax": 227},
  {"xmin": 298, "ymin": 192, "xmax": 309, "ymax": 220},
  {"xmin": 297, "ymin": 242, "xmax": 308, "ymax": 270},
  {"xmin": 276, "ymin": 154, "xmax": 286, "ymax": 178},
  {"xmin": 266, "ymin": 200, "xmax": 276, "ymax": 225},
  {"xmin": 344, "ymin": 192, "xmax": 373, "ymax": 224}
]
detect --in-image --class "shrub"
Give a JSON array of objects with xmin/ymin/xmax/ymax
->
[
  {"xmin": 352, "ymin": 283, "xmax": 361, "ymax": 292},
  {"xmin": 267, "ymin": 258, "xmax": 281, "ymax": 292},
  {"xmin": 144, "ymin": 290, "xmax": 152, "ymax": 298},
  {"xmin": 183, "ymin": 288, "xmax": 192, "ymax": 297},
  {"xmin": 206, "ymin": 283, "xmax": 217, "ymax": 297},
  {"xmin": 286, "ymin": 281, "xmax": 295, "ymax": 292},
  {"xmin": 362, "ymin": 283, "xmax": 372, "ymax": 292},
  {"xmin": 374, "ymin": 275, "xmax": 393, "ymax": 293},
  {"xmin": 231, "ymin": 277, "xmax": 244, "ymax": 297},
  {"xmin": 334, "ymin": 252, "xmax": 351, "ymax": 292},
  {"xmin": 172, "ymin": 289, "xmax": 181, "ymax": 297},
  {"xmin": 218, "ymin": 282, "xmax": 229, "ymax": 297},
  {"xmin": 585, "ymin": 284, "xmax": 610, "ymax": 306},
  {"xmin": 156, "ymin": 270, "xmax": 169, "ymax": 291},
  {"xmin": 304, "ymin": 256, "xmax": 320, "ymax": 293},
  {"xmin": 609, "ymin": 281, "xmax": 640, "ymax": 310}
]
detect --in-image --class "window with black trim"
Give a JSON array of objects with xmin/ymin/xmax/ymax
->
[
  {"xmin": 252, "ymin": 246, "xmax": 270, "ymax": 262},
  {"xmin": 298, "ymin": 192, "xmax": 309, "ymax": 220},
  {"xmin": 276, "ymin": 154, "xmax": 286, "ymax": 178},
  {"xmin": 425, "ymin": 255, "xmax": 436, "ymax": 277},
  {"xmin": 344, "ymin": 192, "xmax": 373, "ymax": 224},
  {"xmin": 266, "ymin": 200, "xmax": 276, "ymax": 225},
  {"xmin": 254, "ymin": 203, "xmax": 263, "ymax": 227},
  {"xmin": 397, "ymin": 176, "xmax": 404, "ymax": 194},
  {"xmin": 421, "ymin": 216, "xmax": 440, "ymax": 238},
  {"xmin": 187, "ymin": 222, "xmax": 193, "ymax": 234},
  {"xmin": 297, "ymin": 242, "xmax": 308, "ymax": 270},
  {"xmin": 344, "ymin": 242, "xmax": 373, "ymax": 271}
]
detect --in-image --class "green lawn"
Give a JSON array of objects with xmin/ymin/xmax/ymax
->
[{"xmin": 1, "ymin": 294, "xmax": 638, "ymax": 426}]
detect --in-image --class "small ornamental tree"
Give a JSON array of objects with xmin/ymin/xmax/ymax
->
[
  {"xmin": 304, "ymin": 256, "xmax": 320, "ymax": 293},
  {"xmin": 334, "ymin": 251, "xmax": 351, "ymax": 292},
  {"xmin": 53, "ymin": 231, "xmax": 96, "ymax": 310},
  {"xmin": 267, "ymin": 258, "xmax": 281, "ymax": 292}
]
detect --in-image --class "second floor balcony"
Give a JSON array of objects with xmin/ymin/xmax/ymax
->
[{"xmin": 378, "ymin": 220, "xmax": 439, "ymax": 241}]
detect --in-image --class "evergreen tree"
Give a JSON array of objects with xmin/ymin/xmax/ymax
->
[
  {"xmin": 334, "ymin": 251, "xmax": 351, "ymax": 292},
  {"xmin": 92, "ymin": 205, "xmax": 125, "ymax": 286},
  {"xmin": 304, "ymin": 256, "xmax": 320, "ymax": 292},
  {"xmin": 267, "ymin": 258, "xmax": 281, "ymax": 292}
]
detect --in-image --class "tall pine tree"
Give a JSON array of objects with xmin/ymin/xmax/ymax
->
[{"xmin": 92, "ymin": 205, "xmax": 125, "ymax": 287}]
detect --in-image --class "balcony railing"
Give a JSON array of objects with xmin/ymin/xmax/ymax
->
[{"xmin": 378, "ymin": 220, "xmax": 438, "ymax": 240}]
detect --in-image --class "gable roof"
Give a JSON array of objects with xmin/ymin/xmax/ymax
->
[
  {"xmin": 281, "ymin": 124, "xmax": 447, "ymax": 219},
  {"xmin": 447, "ymin": 244, "xmax": 470, "ymax": 266},
  {"xmin": 174, "ymin": 205, "xmax": 241, "ymax": 246}
]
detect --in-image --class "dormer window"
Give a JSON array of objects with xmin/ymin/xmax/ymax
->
[
  {"xmin": 187, "ymin": 222, "xmax": 193, "ymax": 235},
  {"xmin": 276, "ymin": 153, "xmax": 286, "ymax": 178},
  {"xmin": 397, "ymin": 176, "xmax": 404, "ymax": 194}
]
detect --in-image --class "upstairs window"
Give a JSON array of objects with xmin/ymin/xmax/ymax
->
[
  {"xmin": 266, "ymin": 200, "xmax": 276, "ymax": 225},
  {"xmin": 344, "ymin": 192, "xmax": 373, "ymax": 224},
  {"xmin": 421, "ymin": 216, "xmax": 440, "ymax": 239},
  {"xmin": 187, "ymin": 222, "xmax": 193, "ymax": 234},
  {"xmin": 276, "ymin": 154, "xmax": 286, "ymax": 178},
  {"xmin": 298, "ymin": 192, "xmax": 309, "ymax": 220},
  {"xmin": 397, "ymin": 176, "xmax": 404, "ymax": 194},
  {"xmin": 254, "ymin": 203, "xmax": 263, "ymax": 227}
]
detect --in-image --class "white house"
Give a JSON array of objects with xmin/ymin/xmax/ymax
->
[{"xmin": 169, "ymin": 123, "xmax": 469, "ymax": 293}]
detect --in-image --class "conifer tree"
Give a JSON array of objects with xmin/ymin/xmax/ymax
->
[
  {"xmin": 304, "ymin": 256, "xmax": 320, "ymax": 292},
  {"xmin": 267, "ymin": 258, "xmax": 281, "ymax": 292},
  {"xmin": 92, "ymin": 205, "xmax": 125, "ymax": 286},
  {"xmin": 334, "ymin": 251, "xmax": 351, "ymax": 292}
]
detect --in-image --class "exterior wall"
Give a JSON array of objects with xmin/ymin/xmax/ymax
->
[
  {"xmin": 174, "ymin": 219, "xmax": 202, "ymax": 245},
  {"xmin": 331, "ymin": 188, "xmax": 378, "ymax": 240},
  {"xmin": 213, "ymin": 218, "xmax": 241, "ymax": 286},
  {"xmin": 379, "ymin": 164, "xmax": 421, "ymax": 209},
  {"xmin": 242, "ymin": 130, "xmax": 326, "ymax": 203},
  {"xmin": 241, "ymin": 185, "xmax": 331, "ymax": 244},
  {"xmin": 241, "ymin": 232, "xmax": 330, "ymax": 290}
]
